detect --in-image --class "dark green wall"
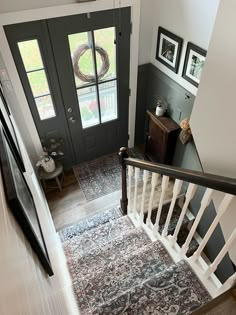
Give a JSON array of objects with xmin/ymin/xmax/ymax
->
[{"xmin": 135, "ymin": 63, "xmax": 234, "ymax": 282}]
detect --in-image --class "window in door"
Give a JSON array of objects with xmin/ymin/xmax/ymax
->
[
  {"xmin": 18, "ymin": 39, "xmax": 56, "ymax": 120},
  {"xmin": 68, "ymin": 27, "xmax": 118, "ymax": 129}
]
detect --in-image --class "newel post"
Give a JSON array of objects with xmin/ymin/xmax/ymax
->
[{"xmin": 118, "ymin": 147, "xmax": 129, "ymax": 215}]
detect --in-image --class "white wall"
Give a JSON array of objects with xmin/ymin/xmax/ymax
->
[
  {"xmin": 149, "ymin": 0, "xmax": 220, "ymax": 95},
  {"xmin": 138, "ymin": 0, "xmax": 155, "ymax": 65},
  {"xmin": 191, "ymin": 0, "xmax": 236, "ymax": 263},
  {"xmin": 0, "ymin": 0, "xmax": 75, "ymax": 13},
  {"xmin": 0, "ymin": 97, "xmax": 79, "ymax": 313},
  {"xmin": 0, "ymin": 168, "xmax": 79, "ymax": 315}
]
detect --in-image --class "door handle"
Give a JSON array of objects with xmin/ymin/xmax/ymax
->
[{"xmin": 69, "ymin": 117, "xmax": 76, "ymax": 123}]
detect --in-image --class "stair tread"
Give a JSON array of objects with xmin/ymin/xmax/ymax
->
[
  {"xmin": 93, "ymin": 260, "xmax": 212, "ymax": 315},
  {"xmin": 59, "ymin": 206, "xmax": 122, "ymax": 242},
  {"xmin": 63, "ymin": 226, "xmax": 152, "ymax": 284},
  {"xmin": 74, "ymin": 240, "xmax": 174, "ymax": 314},
  {"xmin": 61, "ymin": 215, "xmax": 134, "ymax": 254}
]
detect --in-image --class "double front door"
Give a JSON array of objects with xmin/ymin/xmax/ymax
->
[{"xmin": 5, "ymin": 9, "xmax": 131, "ymax": 167}]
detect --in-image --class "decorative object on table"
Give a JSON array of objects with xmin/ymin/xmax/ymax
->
[
  {"xmin": 73, "ymin": 148, "xmax": 143, "ymax": 202},
  {"xmin": 155, "ymin": 96, "xmax": 168, "ymax": 117},
  {"xmin": 0, "ymin": 124, "xmax": 53, "ymax": 276},
  {"xmin": 41, "ymin": 137, "xmax": 64, "ymax": 159},
  {"xmin": 156, "ymin": 27, "xmax": 183, "ymax": 73},
  {"xmin": 179, "ymin": 118, "xmax": 192, "ymax": 145},
  {"xmin": 73, "ymin": 44, "xmax": 109, "ymax": 82},
  {"xmin": 36, "ymin": 152, "xmax": 56, "ymax": 173},
  {"xmin": 38, "ymin": 161, "xmax": 64, "ymax": 192},
  {"xmin": 145, "ymin": 109, "xmax": 180, "ymax": 164},
  {"xmin": 182, "ymin": 42, "xmax": 207, "ymax": 87}
]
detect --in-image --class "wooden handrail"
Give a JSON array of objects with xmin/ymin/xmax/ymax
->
[
  {"xmin": 118, "ymin": 147, "xmax": 236, "ymax": 196},
  {"xmin": 125, "ymin": 157, "xmax": 236, "ymax": 195}
]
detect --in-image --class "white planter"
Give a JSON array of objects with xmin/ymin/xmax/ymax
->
[
  {"xmin": 155, "ymin": 106, "xmax": 166, "ymax": 116},
  {"xmin": 41, "ymin": 157, "xmax": 56, "ymax": 173}
]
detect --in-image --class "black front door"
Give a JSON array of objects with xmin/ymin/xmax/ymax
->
[{"xmin": 5, "ymin": 8, "xmax": 131, "ymax": 167}]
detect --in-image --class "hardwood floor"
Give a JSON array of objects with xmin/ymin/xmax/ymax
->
[{"xmin": 45, "ymin": 169, "xmax": 121, "ymax": 231}]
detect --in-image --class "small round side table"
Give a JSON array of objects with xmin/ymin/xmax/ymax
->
[{"xmin": 38, "ymin": 161, "xmax": 64, "ymax": 192}]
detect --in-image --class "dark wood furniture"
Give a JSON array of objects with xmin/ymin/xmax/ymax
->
[{"xmin": 145, "ymin": 110, "xmax": 180, "ymax": 164}]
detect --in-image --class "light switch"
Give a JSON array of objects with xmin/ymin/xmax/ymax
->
[{"xmin": 177, "ymin": 108, "xmax": 182, "ymax": 121}]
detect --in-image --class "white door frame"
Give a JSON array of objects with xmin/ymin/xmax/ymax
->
[{"xmin": 0, "ymin": 0, "xmax": 140, "ymax": 159}]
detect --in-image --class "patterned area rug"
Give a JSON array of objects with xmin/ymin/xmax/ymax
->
[
  {"xmin": 73, "ymin": 148, "xmax": 143, "ymax": 201},
  {"xmin": 60, "ymin": 207, "xmax": 122, "ymax": 242},
  {"xmin": 94, "ymin": 261, "xmax": 211, "ymax": 315},
  {"xmin": 60, "ymin": 209, "xmax": 211, "ymax": 315}
]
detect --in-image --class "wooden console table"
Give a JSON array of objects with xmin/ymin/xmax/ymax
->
[{"xmin": 145, "ymin": 109, "xmax": 180, "ymax": 164}]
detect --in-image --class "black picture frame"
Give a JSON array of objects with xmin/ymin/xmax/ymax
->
[
  {"xmin": 156, "ymin": 27, "xmax": 183, "ymax": 73},
  {"xmin": 0, "ymin": 124, "xmax": 53, "ymax": 276},
  {"xmin": 182, "ymin": 42, "xmax": 207, "ymax": 87},
  {"xmin": 0, "ymin": 85, "xmax": 25, "ymax": 172}
]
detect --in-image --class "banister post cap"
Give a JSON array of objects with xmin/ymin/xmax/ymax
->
[{"xmin": 118, "ymin": 147, "xmax": 129, "ymax": 164}]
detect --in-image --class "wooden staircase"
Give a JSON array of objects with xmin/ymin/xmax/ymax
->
[
  {"xmin": 59, "ymin": 147, "xmax": 236, "ymax": 314},
  {"xmin": 119, "ymin": 147, "xmax": 236, "ymax": 299}
]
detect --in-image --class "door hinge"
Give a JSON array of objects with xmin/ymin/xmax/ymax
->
[
  {"xmin": 130, "ymin": 22, "xmax": 133, "ymax": 34},
  {"xmin": 128, "ymin": 134, "xmax": 130, "ymax": 140},
  {"xmin": 129, "ymin": 88, "xmax": 131, "ymax": 96}
]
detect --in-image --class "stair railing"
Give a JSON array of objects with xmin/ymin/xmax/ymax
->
[{"xmin": 119, "ymin": 147, "xmax": 236, "ymax": 297}]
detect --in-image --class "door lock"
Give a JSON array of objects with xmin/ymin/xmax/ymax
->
[
  {"xmin": 67, "ymin": 108, "xmax": 73, "ymax": 113},
  {"xmin": 69, "ymin": 117, "xmax": 76, "ymax": 123}
]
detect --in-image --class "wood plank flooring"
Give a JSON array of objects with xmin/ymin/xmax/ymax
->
[{"xmin": 45, "ymin": 169, "xmax": 121, "ymax": 231}]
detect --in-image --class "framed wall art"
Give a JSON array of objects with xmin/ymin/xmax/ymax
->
[
  {"xmin": 182, "ymin": 42, "xmax": 207, "ymax": 87},
  {"xmin": 156, "ymin": 27, "xmax": 183, "ymax": 73},
  {"xmin": 0, "ymin": 123, "xmax": 53, "ymax": 276}
]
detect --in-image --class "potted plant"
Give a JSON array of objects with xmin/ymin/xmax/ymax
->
[
  {"xmin": 36, "ymin": 152, "xmax": 56, "ymax": 173},
  {"xmin": 155, "ymin": 97, "xmax": 168, "ymax": 116}
]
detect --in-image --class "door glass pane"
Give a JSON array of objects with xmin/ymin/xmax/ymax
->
[
  {"xmin": 99, "ymin": 80, "xmax": 118, "ymax": 123},
  {"xmin": 68, "ymin": 32, "xmax": 96, "ymax": 88},
  {"xmin": 27, "ymin": 70, "xmax": 50, "ymax": 97},
  {"xmin": 35, "ymin": 95, "xmax": 56, "ymax": 120},
  {"xmin": 77, "ymin": 86, "xmax": 99, "ymax": 128},
  {"xmin": 18, "ymin": 40, "xmax": 44, "ymax": 72},
  {"xmin": 94, "ymin": 27, "xmax": 116, "ymax": 82}
]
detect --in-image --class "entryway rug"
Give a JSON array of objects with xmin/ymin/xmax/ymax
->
[{"xmin": 73, "ymin": 148, "xmax": 143, "ymax": 201}]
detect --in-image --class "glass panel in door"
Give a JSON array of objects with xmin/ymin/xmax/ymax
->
[{"xmin": 68, "ymin": 27, "xmax": 118, "ymax": 129}]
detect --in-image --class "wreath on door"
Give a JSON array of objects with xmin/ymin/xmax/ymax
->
[{"xmin": 72, "ymin": 44, "xmax": 110, "ymax": 82}]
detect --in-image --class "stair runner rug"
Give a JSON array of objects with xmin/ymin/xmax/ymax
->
[
  {"xmin": 73, "ymin": 148, "xmax": 143, "ymax": 201},
  {"xmin": 60, "ymin": 208, "xmax": 211, "ymax": 315}
]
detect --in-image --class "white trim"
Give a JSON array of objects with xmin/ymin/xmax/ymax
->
[{"xmin": 0, "ymin": 0, "xmax": 139, "ymax": 156}]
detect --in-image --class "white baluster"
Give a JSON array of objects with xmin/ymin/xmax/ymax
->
[
  {"xmin": 205, "ymin": 227, "xmax": 236, "ymax": 278},
  {"xmin": 171, "ymin": 183, "xmax": 197, "ymax": 246},
  {"xmin": 217, "ymin": 272, "xmax": 236, "ymax": 295},
  {"xmin": 140, "ymin": 170, "xmax": 149, "ymax": 224},
  {"xmin": 192, "ymin": 194, "xmax": 234, "ymax": 261},
  {"xmin": 153, "ymin": 176, "xmax": 169, "ymax": 234},
  {"xmin": 182, "ymin": 188, "xmax": 214, "ymax": 256},
  {"xmin": 127, "ymin": 165, "xmax": 134, "ymax": 214},
  {"xmin": 162, "ymin": 179, "xmax": 183, "ymax": 237},
  {"xmin": 146, "ymin": 173, "xmax": 159, "ymax": 226},
  {"xmin": 132, "ymin": 167, "xmax": 140, "ymax": 217}
]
